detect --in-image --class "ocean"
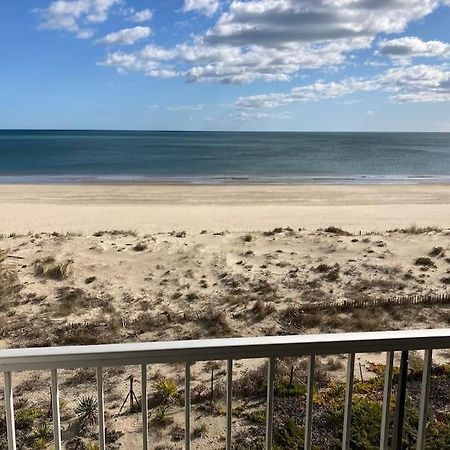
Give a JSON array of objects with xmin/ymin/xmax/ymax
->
[{"xmin": 1, "ymin": 130, "xmax": 450, "ymax": 184}]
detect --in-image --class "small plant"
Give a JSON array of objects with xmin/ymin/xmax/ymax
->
[
  {"xmin": 153, "ymin": 405, "xmax": 173, "ymax": 426},
  {"xmin": 253, "ymin": 299, "xmax": 276, "ymax": 320},
  {"xmin": 133, "ymin": 242, "xmax": 147, "ymax": 252},
  {"xmin": 170, "ymin": 424, "xmax": 185, "ymax": 441},
  {"xmin": 34, "ymin": 256, "xmax": 72, "ymax": 280},
  {"xmin": 15, "ymin": 406, "xmax": 44, "ymax": 432},
  {"xmin": 274, "ymin": 381, "xmax": 306, "ymax": 397},
  {"xmin": 242, "ymin": 234, "xmax": 253, "ymax": 242},
  {"xmin": 414, "ymin": 257, "xmax": 436, "ymax": 268},
  {"xmin": 192, "ymin": 423, "xmax": 208, "ymax": 439},
  {"xmin": 322, "ymin": 226, "xmax": 351, "ymax": 236},
  {"xmin": 398, "ymin": 225, "xmax": 442, "ymax": 234},
  {"xmin": 75, "ymin": 396, "xmax": 98, "ymax": 427},
  {"xmin": 154, "ymin": 378, "xmax": 178, "ymax": 402},
  {"xmin": 33, "ymin": 422, "xmax": 52, "ymax": 442},
  {"xmin": 429, "ymin": 246, "xmax": 445, "ymax": 257},
  {"xmin": 86, "ymin": 443, "xmax": 100, "ymax": 450}
]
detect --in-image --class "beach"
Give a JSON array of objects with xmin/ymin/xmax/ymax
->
[
  {"xmin": 1, "ymin": 183, "xmax": 450, "ymax": 234},
  {"xmin": 1, "ymin": 182, "xmax": 450, "ymax": 448}
]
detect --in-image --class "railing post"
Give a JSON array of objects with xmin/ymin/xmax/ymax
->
[
  {"xmin": 304, "ymin": 355, "xmax": 315, "ymax": 450},
  {"xmin": 185, "ymin": 362, "xmax": 191, "ymax": 450},
  {"xmin": 141, "ymin": 364, "xmax": 149, "ymax": 450},
  {"xmin": 416, "ymin": 349, "xmax": 433, "ymax": 450},
  {"xmin": 342, "ymin": 353, "xmax": 355, "ymax": 450},
  {"xmin": 97, "ymin": 367, "xmax": 106, "ymax": 450},
  {"xmin": 392, "ymin": 350, "xmax": 409, "ymax": 449},
  {"xmin": 226, "ymin": 359, "xmax": 233, "ymax": 450},
  {"xmin": 51, "ymin": 369, "xmax": 62, "ymax": 450},
  {"xmin": 380, "ymin": 351, "xmax": 394, "ymax": 450},
  {"xmin": 266, "ymin": 357, "xmax": 276, "ymax": 450},
  {"xmin": 4, "ymin": 372, "xmax": 16, "ymax": 450}
]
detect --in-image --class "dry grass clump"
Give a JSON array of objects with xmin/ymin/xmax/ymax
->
[
  {"xmin": 253, "ymin": 300, "xmax": 277, "ymax": 320},
  {"xmin": 414, "ymin": 257, "xmax": 437, "ymax": 268},
  {"xmin": 393, "ymin": 225, "xmax": 442, "ymax": 234},
  {"xmin": 349, "ymin": 277, "xmax": 406, "ymax": 294},
  {"xmin": 315, "ymin": 263, "xmax": 340, "ymax": 282},
  {"xmin": 198, "ymin": 308, "xmax": 232, "ymax": 336},
  {"xmin": 34, "ymin": 256, "xmax": 72, "ymax": 280},
  {"xmin": 132, "ymin": 312, "xmax": 160, "ymax": 334},
  {"xmin": 132, "ymin": 242, "xmax": 147, "ymax": 252},
  {"xmin": 54, "ymin": 320, "xmax": 120, "ymax": 346},
  {"xmin": 233, "ymin": 364, "xmax": 268, "ymax": 398},
  {"xmin": 93, "ymin": 230, "xmax": 137, "ymax": 237},
  {"xmin": 57, "ymin": 286, "xmax": 87, "ymax": 314},
  {"xmin": 429, "ymin": 246, "xmax": 445, "ymax": 257},
  {"xmin": 322, "ymin": 226, "xmax": 352, "ymax": 236},
  {"xmin": 0, "ymin": 249, "xmax": 22, "ymax": 303}
]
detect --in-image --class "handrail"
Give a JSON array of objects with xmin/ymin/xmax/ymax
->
[
  {"xmin": 1, "ymin": 329, "xmax": 450, "ymax": 372},
  {"xmin": 2, "ymin": 328, "xmax": 450, "ymax": 450}
]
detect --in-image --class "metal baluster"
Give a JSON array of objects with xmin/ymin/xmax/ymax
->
[
  {"xmin": 4, "ymin": 372, "xmax": 16, "ymax": 450},
  {"xmin": 141, "ymin": 364, "xmax": 149, "ymax": 450},
  {"xmin": 304, "ymin": 355, "xmax": 315, "ymax": 450},
  {"xmin": 266, "ymin": 357, "xmax": 276, "ymax": 450},
  {"xmin": 226, "ymin": 359, "xmax": 233, "ymax": 450},
  {"xmin": 97, "ymin": 367, "xmax": 106, "ymax": 450},
  {"xmin": 185, "ymin": 362, "xmax": 191, "ymax": 450},
  {"xmin": 51, "ymin": 369, "xmax": 62, "ymax": 450},
  {"xmin": 392, "ymin": 350, "xmax": 409, "ymax": 448},
  {"xmin": 342, "ymin": 353, "xmax": 355, "ymax": 450},
  {"xmin": 380, "ymin": 352, "xmax": 394, "ymax": 450},
  {"xmin": 416, "ymin": 349, "xmax": 433, "ymax": 450}
]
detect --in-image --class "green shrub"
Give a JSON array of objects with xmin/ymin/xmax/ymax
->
[
  {"xmin": 274, "ymin": 381, "xmax": 307, "ymax": 397},
  {"xmin": 75, "ymin": 396, "xmax": 98, "ymax": 427}
]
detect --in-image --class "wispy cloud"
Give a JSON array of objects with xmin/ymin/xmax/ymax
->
[
  {"xmin": 166, "ymin": 104, "xmax": 205, "ymax": 111},
  {"xmin": 233, "ymin": 64, "xmax": 450, "ymax": 108},
  {"xmin": 183, "ymin": 0, "xmax": 219, "ymax": 16},
  {"xmin": 128, "ymin": 8, "xmax": 153, "ymax": 23},
  {"xmin": 96, "ymin": 26, "xmax": 151, "ymax": 45}
]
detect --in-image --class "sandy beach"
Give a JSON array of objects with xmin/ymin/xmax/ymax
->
[
  {"xmin": 1, "ymin": 183, "xmax": 450, "ymax": 449},
  {"xmin": 1, "ymin": 183, "xmax": 450, "ymax": 234}
]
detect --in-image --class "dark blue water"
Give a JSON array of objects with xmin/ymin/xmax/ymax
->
[{"xmin": 1, "ymin": 130, "xmax": 450, "ymax": 184}]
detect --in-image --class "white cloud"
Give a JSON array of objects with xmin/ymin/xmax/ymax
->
[
  {"xmin": 183, "ymin": 0, "xmax": 220, "ymax": 16},
  {"xmin": 167, "ymin": 104, "xmax": 205, "ymax": 111},
  {"xmin": 381, "ymin": 64, "xmax": 450, "ymax": 102},
  {"xmin": 378, "ymin": 37, "xmax": 450, "ymax": 60},
  {"xmin": 100, "ymin": 0, "xmax": 450, "ymax": 83},
  {"xmin": 96, "ymin": 26, "xmax": 151, "ymax": 45},
  {"xmin": 234, "ymin": 78, "xmax": 379, "ymax": 109},
  {"xmin": 232, "ymin": 64, "xmax": 450, "ymax": 108},
  {"xmin": 236, "ymin": 111, "xmax": 293, "ymax": 121},
  {"xmin": 128, "ymin": 9, "xmax": 153, "ymax": 23},
  {"xmin": 37, "ymin": 0, "xmax": 122, "ymax": 38}
]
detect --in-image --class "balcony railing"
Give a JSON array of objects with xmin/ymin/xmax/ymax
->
[{"xmin": 1, "ymin": 328, "xmax": 450, "ymax": 450}]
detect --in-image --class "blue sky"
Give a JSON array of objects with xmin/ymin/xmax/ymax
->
[{"xmin": 1, "ymin": 0, "xmax": 450, "ymax": 131}]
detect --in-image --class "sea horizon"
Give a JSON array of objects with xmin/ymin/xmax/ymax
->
[{"xmin": 1, "ymin": 129, "xmax": 450, "ymax": 185}]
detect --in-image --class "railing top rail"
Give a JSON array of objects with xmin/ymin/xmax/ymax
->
[{"xmin": 1, "ymin": 329, "xmax": 450, "ymax": 372}]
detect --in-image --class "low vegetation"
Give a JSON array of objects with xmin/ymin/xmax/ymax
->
[{"xmin": 34, "ymin": 256, "xmax": 72, "ymax": 280}]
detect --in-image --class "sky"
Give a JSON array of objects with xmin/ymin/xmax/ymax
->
[{"xmin": 1, "ymin": 0, "xmax": 450, "ymax": 131}]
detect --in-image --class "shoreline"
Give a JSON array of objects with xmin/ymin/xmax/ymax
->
[
  {"xmin": 1, "ymin": 183, "xmax": 450, "ymax": 234},
  {"xmin": 2, "ymin": 175, "xmax": 450, "ymax": 186}
]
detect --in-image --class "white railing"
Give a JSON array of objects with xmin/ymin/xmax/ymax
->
[{"xmin": 1, "ymin": 329, "xmax": 450, "ymax": 450}]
